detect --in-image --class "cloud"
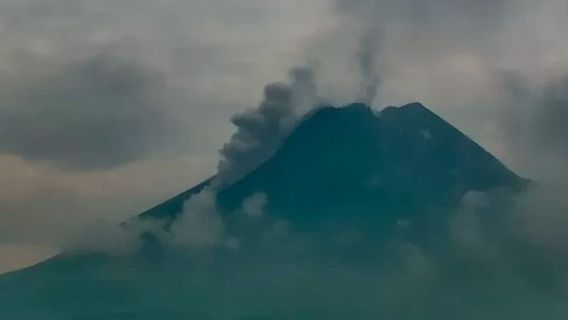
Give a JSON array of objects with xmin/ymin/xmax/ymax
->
[
  {"xmin": 372, "ymin": 185, "xmax": 568, "ymax": 319},
  {"xmin": 513, "ymin": 184, "xmax": 568, "ymax": 254},
  {"xmin": 500, "ymin": 73, "xmax": 568, "ymax": 181},
  {"xmin": 0, "ymin": 0, "xmax": 329, "ymax": 174},
  {"xmin": 0, "ymin": 46, "xmax": 176, "ymax": 171},
  {"xmin": 242, "ymin": 192, "xmax": 268, "ymax": 218},
  {"xmin": 0, "ymin": 0, "xmax": 329, "ymax": 266},
  {"xmin": 0, "ymin": 153, "xmax": 213, "ymax": 251},
  {"xmin": 170, "ymin": 189, "xmax": 225, "ymax": 248},
  {"xmin": 528, "ymin": 76, "xmax": 568, "ymax": 154},
  {"xmin": 303, "ymin": 0, "xmax": 512, "ymax": 106}
]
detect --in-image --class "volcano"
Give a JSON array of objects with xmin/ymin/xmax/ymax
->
[
  {"xmin": 0, "ymin": 103, "xmax": 528, "ymax": 320},
  {"xmin": 140, "ymin": 102, "xmax": 525, "ymax": 241}
]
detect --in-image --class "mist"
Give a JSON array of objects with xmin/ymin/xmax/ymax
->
[{"xmin": 5, "ymin": 182, "xmax": 568, "ymax": 319}]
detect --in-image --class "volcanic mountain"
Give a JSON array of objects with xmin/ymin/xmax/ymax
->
[
  {"xmin": 0, "ymin": 102, "xmax": 528, "ymax": 320},
  {"xmin": 139, "ymin": 102, "xmax": 525, "ymax": 242}
]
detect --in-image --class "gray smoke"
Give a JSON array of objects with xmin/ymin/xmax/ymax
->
[
  {"xmin": 169, "ymin": 68, "xmax": 317, "ymax": 249},
  {"xmin": 171, "ymin": 189, "xmax": 226, "ymax": 249},
  {"xmin": 357, "ymin": 23, "xmax": 383, "ymax": 104},
  {"xmin": 320, "ymin": 0, "xmax": 512, "ymax": 107},
  {"xmin": 215, "ymin": 67, "xmax": 318, "ymax": 186}
]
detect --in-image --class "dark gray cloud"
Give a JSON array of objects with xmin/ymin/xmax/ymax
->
[
  {"xmin": 501, "ymin": 72, "xmax": 568, "ymax": 145},
  {"xmin": 0, "ymin": 0, "xmax": 318, "ymax": 173},
  {"xmin": 534, "ymin": 76, "xmax": 568, "ymax": 153},
  {"xmin": 0, "ymin": 48, "xmax": 175, "ymax": 171},
  {"xmin": 499, "ymin": 72, "xmax": 568, "ymax": 181}
]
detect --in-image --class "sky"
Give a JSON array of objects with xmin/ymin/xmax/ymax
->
[{"xmin": 0, "ymin": 0, "xmax": 567, "ymax": 273}]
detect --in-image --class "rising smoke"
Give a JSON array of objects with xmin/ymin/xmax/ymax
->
[
  {"xmin": 215, "ymin": 66, "xmax": 319, "ymax": 186},
  {"xmin": 357, "ymin": 23, "xmax": 383, "ymax": 104},
  {"xmin": 170, "ymin": 189, "xmax": 225, "ymax": 248}
]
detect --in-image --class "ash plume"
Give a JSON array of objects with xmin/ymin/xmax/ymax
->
[
  {"xmin": 215, "ymin": 67, "xmax": 318, "ymax": 186},
  {"xmin": 357, "ymin": 23, "xmax": 383, "ymax": 104}
]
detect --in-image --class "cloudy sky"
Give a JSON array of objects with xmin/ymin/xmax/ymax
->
[{"xmin": 0, "ymin": 0, "xmax": 567, "ymax": 273}]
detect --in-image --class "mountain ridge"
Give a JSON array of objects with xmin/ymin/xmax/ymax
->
[{"xmin": 140, "ymin": 102, "xmax": 526, "ymax": 231}]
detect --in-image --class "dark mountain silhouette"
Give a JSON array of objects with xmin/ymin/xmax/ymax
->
[{"xmin": 140, "ymin": 102, "xmax": 525, "ymax": 241}]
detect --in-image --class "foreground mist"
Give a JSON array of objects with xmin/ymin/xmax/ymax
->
[{"xmin": 1, "ymin": 188, "xmax": 568, "ymax": 320}]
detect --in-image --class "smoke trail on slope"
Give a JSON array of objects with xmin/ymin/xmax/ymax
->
[
  {"xmin": 215, "ymin": 66, "xmax": 318, "ymax": 187},
  {"xmin": 357, "ymin": 20, "xmax": 383, "ymax": 104}
]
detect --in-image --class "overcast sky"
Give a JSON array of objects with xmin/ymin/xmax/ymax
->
[{"xmin": 0, "ymin": 0, "xmax": 567, "ymax": 273}]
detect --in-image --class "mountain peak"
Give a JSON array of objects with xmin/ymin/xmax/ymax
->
[
  {"xmin": 382, "ymin": 101, "xmax": 427, "ymax": 112},
  {"xmin": 141, "ymin": 102, "xmax": 525, "ymax": 237}
]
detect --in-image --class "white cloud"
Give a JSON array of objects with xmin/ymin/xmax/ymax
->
[
  {"xmin": 171, "ymin": 190, "xmax": 225, "ymax": 248},
  {"xmin": 242, "ymin": 192, "xmax": 268, "ymax": 218}
]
